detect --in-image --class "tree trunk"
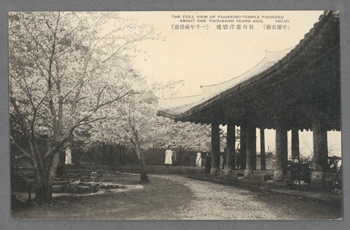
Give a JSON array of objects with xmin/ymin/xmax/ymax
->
[
  {"xmin": 137, "ymin": 147, "xmax": 150, "ymax": 184},
  {"xmin": 128, "ymin": 121, "xmax": 150, "ymax": 183},
  {"xmin": 108, "ymin": 145, "xmax": 116, "ymax": 171},
  {"xmin": 178, "ymin": 146, "xmax": 182, "ymax": 166},
  {"xmin": 139, "ymin": 157, "xmax": 150, "ymax": 184},
  {"xmin": 56, "ymin": 150, "xmax": 65, "ymax": 177},
  {"xmin": 132, "ymin": 139, "xmax": 150, "ymax": 184},
  {"xmin": 34, "ymin": 151, "xmax": 60, "ymax": 203}
]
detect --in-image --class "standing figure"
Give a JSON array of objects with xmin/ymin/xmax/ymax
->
[
  {"xmin": 164, "ymin": 146, "xmax": 172, "ymax": 167},
  {"xmin": 204, "ymin": 152, "xmax": 211, "ymax": 174},
  {"xmin": 219, "ymin": 152, "xmax": 224, "ymax": 169},
  {"xmin": 172, "ymin": 149, "xmax": 177, "ymax": 166},
  {"xmin": 65, "ymin": 147, "xmax": 72, "ymax": 165},
  {"xmin": 196, "ymin": 152, "xmax": 202, "ymax": 167},
  {"xmin": 236, "ymin": 148, "xmax": 242, "ymax": 169}
]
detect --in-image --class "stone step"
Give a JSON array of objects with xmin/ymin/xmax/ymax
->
[{"xmin": 52, "ymin": 184, "xmax": 67, "ymax": 193}]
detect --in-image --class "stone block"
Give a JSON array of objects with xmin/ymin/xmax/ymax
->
[
  {"xmin": 52, "ymin": 184, "xmax": 66, "ymax": 193},
  {"xmin": 273, "ymin": 170, "xmax": 284, "ymax": 181},
  {"xmin": 224, "ymin": 168, "xmax": 232, "ymax": 175},
  {"xmin": 244, "ymin": 170, "xmax": 253, "ymax": 178},
  {"xmin": 310, "ymin": 171, "xmax": 325, "ymax": 189}
]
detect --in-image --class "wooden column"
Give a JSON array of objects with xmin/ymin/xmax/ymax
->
[
  {"xmin": 260, "ymin": 128, "xmax": 266, "ymax": 170},
  {"xmin": 274, "ymin": 123, "xmax": 288, "ymax": 181},
  {"xmin": 211, "ymin": 123, "xmax": 220, "ymax": 175},
  {"xmin": 225, "ymin": 123, "xmax": 235, "ymax": 175},
  {"xmin": 291, "ymin": 128, "xmax": 300, "ymax": 160},
  {"xmin": 239, "ymin": 124, "xmax": 247, "ymax": 170},
  {"xmin": 244, "ymin": 126, "xmax": 256, "ymax": 177},
  {"xmin": 313, "ymin": 120, "xmax": 328, "ymax": 171},
  {"xmin": 310, "ymin": 118, "xmax": 328, "ymax": 188}
]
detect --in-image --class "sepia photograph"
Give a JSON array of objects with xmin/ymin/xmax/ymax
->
[{"xmin": 8, "ymin": 10, "xmax": 341, "ymax": 220}]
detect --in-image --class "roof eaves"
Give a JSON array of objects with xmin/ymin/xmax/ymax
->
[{"xmin": 158, "ymin": 11, "xmax": 339, "ymax": 122}]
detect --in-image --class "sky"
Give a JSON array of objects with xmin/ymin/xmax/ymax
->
[
  {"xmin": 119, "ymin": 11, "xmax": 341, "ymax": 158},
  {"xmin": 121, "ymin": 11, "xmax": 324, "ymax": 96}
]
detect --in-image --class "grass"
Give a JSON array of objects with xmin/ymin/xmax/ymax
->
[{"xmin": 11, "ymin": 169, "xmax": 193, "ymax": 220}]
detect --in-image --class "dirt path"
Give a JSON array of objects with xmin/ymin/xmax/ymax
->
[
  {"xmin": 158, "ymin": 175, "xmax": 341, "ymax": 220},
  {"xmin": 155, "ymin": 175, "xmax": 280, "ymax": 220}
]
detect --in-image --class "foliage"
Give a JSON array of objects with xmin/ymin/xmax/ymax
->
[
  {"xmin": 154, "ymin": 118, "xmax": 211, "ymax": 152},
  {"xmin": 152, "ymin": 80, "xmax": 212, "ymax": 152},
  {"xmin": 152, "ymin": 79, "xmax": 185, "ymax": 99},
  {"xmin": 9, "ymin": 11, "xmax": 157, "ymax": 201}
]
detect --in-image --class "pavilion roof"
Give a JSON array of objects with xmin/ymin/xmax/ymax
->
[{"xmin": 157, "ymin": 11, "xmax": 340, "ymax": 131}]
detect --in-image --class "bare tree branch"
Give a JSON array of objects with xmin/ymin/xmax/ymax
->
[
  {"xmin": 21, "ymin": 19, "xmax": 50, "ymax": 60},
  {"xmin": 90, "ymin": 25, "xmax": 124, "ymax": 53},
  {"xmin": 10, "ymin": 135, "xmax": 34, "ymax": 162},
  {"xmin": 9, "ymin": 96, "xmax": 31, "ymax": 139},
  {"xmin": 87, "ymin": 39, "xmax": 133, "ymax": 74},
  {"xmin": 91, "ymin": 90, "xmax": 136, "ymax": 113}
]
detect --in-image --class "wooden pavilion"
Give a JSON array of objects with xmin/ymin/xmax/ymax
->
[{"xmin": 157, "ymin": 11, "xmax": 340, "ymax": 187}]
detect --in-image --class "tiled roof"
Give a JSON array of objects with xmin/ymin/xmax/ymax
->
[{"xmin": 157, "ymin": 11, "xmax": 340, "ymax": 127}]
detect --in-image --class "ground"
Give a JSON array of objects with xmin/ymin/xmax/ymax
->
[{"xmin": 11, "ymin": 166, "xmax": 342, "ymax": 220}]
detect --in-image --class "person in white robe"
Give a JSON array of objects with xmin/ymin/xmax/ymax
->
[
  {"xmin": 164, "ymin": 146, "xmax": 172, "ymax": 167},
  {"xmin": 196, "ymin": 152, "xmax": 202, "ymax": 167},
  {"xmin": 65, "ymin": 147, "xmax": 72, "ymax": 165}
]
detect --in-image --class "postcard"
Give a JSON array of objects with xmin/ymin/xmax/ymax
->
[{"xmin": 9, "ymin": 11, "xmax": 341, "ymax": 220}]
